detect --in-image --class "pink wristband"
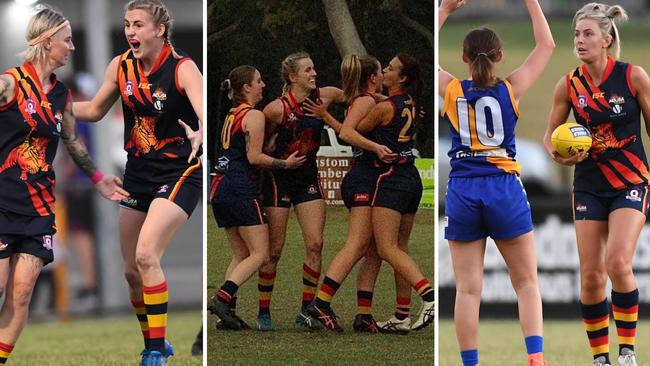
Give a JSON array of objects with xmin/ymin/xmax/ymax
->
[{"xmin": 90, "ymin": 170, "xmax": 104, "ymax": 184}]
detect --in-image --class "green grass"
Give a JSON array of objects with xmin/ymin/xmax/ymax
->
[
  {"xmin": 439, "ymin": 319, "xmax": 650, "ymax": 365},
  {"xmin": 10, "ymin": 311, "xmax": 201, "ymax": 366},
  {"xmin": 440, "ymin": 20, "xmax": 650, "ymax": 142},
  {"xmin": 207, "ymin": 206, "xmax": 434, "ymax": 365}
]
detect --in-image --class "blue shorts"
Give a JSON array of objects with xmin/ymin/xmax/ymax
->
[
  {"xmin": 212, "ymin": 197, "xmax": 268, "ymax": 228},
  {"xmin": 573, "ymin": 185, "xmax": 650, "ymax": 220},
  {"xmin": 260, "ymin": 168, "xmax": 323, "ymax": 208},
  {"xmin": 445, "ymin": 174, "xmax": 533, "ymax": 241}
]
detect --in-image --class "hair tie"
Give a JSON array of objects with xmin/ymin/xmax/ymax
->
[
  {"xmin": 477, "ymin": 52, "xmax": 489, "ymax": 57},
  {"xmin": 28, "ymin": 20, "xmax": 70, "ymax": 46}
]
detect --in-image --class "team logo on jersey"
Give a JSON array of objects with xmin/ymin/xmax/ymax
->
[
  {"xmin": 612, "ymin": 104, "xmax": 623, "ymax": 114},
  {"xmin": 609, "ymin": 94, "xmax": 625, "ymax": 105},
  {"xmin": 0, "ymin": 240, "xmax": 8, "ymax": 251},
  {"xmin": 577, "ymin": 95, "xmax": 588, "ymax": 108},
  {"xmin": 157, "ymin": 184, "xmax": 169, "ymax": 194},
  {"xmin": 287, "ymin": 112, "xmax": 298, "ymax": 123},
  {"xmin": 626, "ymin": 188, "xmax": 642, "ymax": 202},
  {"xmin": 216, "ymin": 156, "xmax": 229, "ymax": 170},
  {"xmin": 125, "ymin": 81, "xmax": 134, "ymax": 96},
  {"xmin": 575, "ymin": 202, "xmax": 587, "ymax": 213},
  {"xmin": 42, "ymin": 235, "xmax": 52, "ymax": 250},
  {"xmin": 153, "ymin": 88, "xmax": 167, "ymax": 111},
  {"xmin": 54, "ymin": 110, "xmax": 63, "ymax": 134},
  {"xmin": 281, "ymin": 194, "xmax": 291, "ymax": 203},
  {"xmin": 24, "ymin": 98, "xmax": 36, "ymax": 114}
]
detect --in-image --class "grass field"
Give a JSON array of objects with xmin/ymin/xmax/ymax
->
[
  {"xmin": 9, "ymin": 311, "xmax": 201, "ymax": 366},
  {"xmin": 440, "ymin": 20, "xmax": 650, "ymax": 143},
  {"xmin": 439, "ymin": 319, "xmax": 650, "ymax": 365},
  {"xmin": 207, "ymin": 206, "xmax": 434, "ymax": 365}
]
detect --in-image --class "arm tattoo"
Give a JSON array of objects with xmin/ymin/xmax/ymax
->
[
  {"xmin": 0, "ymin": 78, "xmax": 9, "ymax": 105},
  {"xmin": 61, "ymin": 105, "xmax": 97, "ymax": 177},
  {"xmin": 272, "ymin": 159, "xmax": 287, "ymax": 170}
]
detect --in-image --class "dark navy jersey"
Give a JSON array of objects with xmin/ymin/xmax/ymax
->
[
  {"xmin": 347, "ymin": 92, "xmax": 379, "ymax": 162},
  {"xmin": 211, "ymin": 103, "xmax": 258, "ymax": 199},
  {"xmin": 370, "ymin": 91, "xmax": 417, "ymax": 164},
  {"xmin": 271, "ymin": 88, "xmax": 323, "ymax": 172},
  {"xmin": 567, "ymin": 57, "xmax": 650, "ymax": 192},
  {"xmin": 0, "ymin": 62, "xmax": 68, "ymax": 217},
  {"xmin": 441, "ymin": 79, "xmax": 521, "ymax": 177},
  {"xmin": 117, "ymin": 43, "xmax": 200, "ymax": 161}
]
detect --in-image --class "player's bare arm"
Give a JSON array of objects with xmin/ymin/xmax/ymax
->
[
  {"xmin": 72, "ymin": 56, "xmax": 121, "ymax": 122},
  {"xmin": 0, "ymin": 75, "xmax": 16, "ymax": 107}
]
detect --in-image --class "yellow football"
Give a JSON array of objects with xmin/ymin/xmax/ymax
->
[{"xmin": 551, "ymin": 122, "xmax": 592, "ymax": 158}]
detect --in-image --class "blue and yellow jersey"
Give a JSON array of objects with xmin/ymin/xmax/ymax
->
[{"xmin": 441, "ymin": 78, "xmax": 520, "ymax": 177}]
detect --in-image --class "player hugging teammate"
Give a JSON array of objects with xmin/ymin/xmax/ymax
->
[{"xmin": 210, "ymin": 51, "xmax": 433, "ymax": 333}]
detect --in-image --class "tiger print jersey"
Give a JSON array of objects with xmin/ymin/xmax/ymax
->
[
  {"xmin": 0, "ymin": 62, "xmax": 68, "ymax": 217},
  {"xmin": 117, "ymin": 43, "xmax": 200, "ymax": 161},
  {"xmin": 567, "ymin": 57, "xmax": 650, "ymax": 192},
  {"xmin": 270, "ymin": 88, "xmax": 323, "ymax": 173}
]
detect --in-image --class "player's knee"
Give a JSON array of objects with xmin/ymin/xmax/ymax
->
[
  {"xmin": 606, "ymin": 256, "xmax": 633, "ymax": 281},
  {"xmin": 305, "ymin": 239, "xmax": 323, "ymax": 257},
  {"xmin": 135, "ymin": 251, "xmax": 160, "ymax": 272},
  {"xmin": 581, "ymin": 270, "xmax": 607, "ymax": 293},
  {"xmin": 12, "ymin": 282, "xmax": 34, "ymax": 309},
  {"xmin": 124, "ymin": 268, "xmax": 142, "ymax": 289}
]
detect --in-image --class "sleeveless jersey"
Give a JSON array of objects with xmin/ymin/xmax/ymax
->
[
  {"xmin": 271, "ymin": 88, "xmax": 323, "ymax": 172},
  {"xmin": 212, "ymin": 103, "xmax": 258, "ymax": 198},
  {"xmin": 117, "ymin": 43, "xmax": 200, "ymax": 161},
  {"xmin": 567, "ymin": 57, "xmax": 649, "ymax": 192},
  {"xmin": 370, "ymin": 91, "xmax": 417, "ymax": 164},
  {"xmin": 0, "ymin": 62, "xmax": 68, "ymax": 217},
  {"xmin": 347, "ymin": 92, "xmax": 379, "ymax": 162},
  {"xmin": 441, "ymin": 78, "xmax": 521, "ymax": 177}
]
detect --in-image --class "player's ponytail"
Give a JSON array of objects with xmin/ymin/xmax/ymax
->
[
  {"xmin": 341, "ymin": 54, "xmax": 380, "ymax": 103},
  {"xmin": 463, "ymin": 27, "xmax": 502, "ymax": 88},
  {"xmin": 574, "ymin": 3, "xmax": 628, "ymax": 60}
]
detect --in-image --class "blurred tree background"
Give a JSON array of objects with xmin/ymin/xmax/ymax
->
[{"xmin": 207, "ymin": 0, "xmax": 434, "ymax": 163}]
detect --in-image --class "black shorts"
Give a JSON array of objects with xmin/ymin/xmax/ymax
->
[
  {"xmin": 372, "ymin": 164, "xmax": 422, "ymax": 214},
  {"xmin": 341, "ymin": 160, "xmax": 383, "ymax": 209},
  {"xmin": 212, "ymin": 197, "xmax": 268, "ymax": 228},
  {"xmin": 0, "ymin": 209, "xmax": 56, "ymax": 265},
  {"xmin": 260, "ymin": 169, "xmax": 323, "ymax": 208},
  {"xmin": 573, "ymin": 185, "xmax": 650, "ymax": 220},
  {"xmin": 120, "ymin": 157, "xmax": 202, "ymax": 217}
]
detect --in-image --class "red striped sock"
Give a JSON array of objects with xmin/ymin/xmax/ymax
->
[
  {"xmin": 356, "ymin": 290, "xmax": 373, "ymax": 315},
  {"xmin": 395, "ymin": 296, "xmax": 411, "ymax": 320},
  {"xmin": 302, "ymin": 264, "xmax": 320, "ymax": 309},
  {"xmin": 258, "ymin": 271, "xmax": 276, "ymax": 316},
  {"xmin": 414, "ymin": 278, "xmax": 434, "ymax": 302},
  {"xmin": 143, "ymin": 281, "xmax": 168, "ymax": 353},
  {"xmin": 0, "ymin": 342, "xmax": 14, "ymax": 365},
  {"xmin": 581, "ymin": 299, "xmax": 610, "ymax": 363},
  {"xmin": 315, "ymin": 276, "xmax": 340, "ymax": 309},
  {"xmin": 131, "ymin": 299, "xmax": 150, "ymax": 349}
]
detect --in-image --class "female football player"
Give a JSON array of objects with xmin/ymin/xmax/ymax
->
[
  {"xmin": 544, "ymin": 4, "xmax": 650, "ymax": 366},
  {"xmin": 210, "ymin": 66, "xmax": 304, "ymax": 330},
  {"xmin": 304, "ymin": 54, "xmax": 412, "ymax": 333},
  {"xmin": 255, "ymin": 52, "xmax": 344, "ymax": 331},
  {"xmin": 440, "ymin": 0, "xmax": 554, "ymax": 365},
  {"xmin": 0, "ymin": 6, "xmax": 126, "ymax": 364},
  {"xmin": 72, "ymin": 1, "xmax": 202, "ymax": 364}
]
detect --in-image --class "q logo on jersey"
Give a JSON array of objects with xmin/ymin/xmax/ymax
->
[
  {"xmin": 125, "ymin": 81, "xmax": 134, "ymax": 96},
  {"xmin": 578, "ymin": 95, "xmax": 587, "ymax": 108},
  {"xmin": 54, "ymin": 110, "xmax": 63, "ymax": 134},
  {"xmin": 24, "ymin": 98, "xmax": 36, "ymax": 115}
]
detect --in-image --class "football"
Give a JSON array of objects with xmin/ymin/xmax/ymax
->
[{"xmin": 551, "ymin": 122, "xmax": 592, "ymax": 158}]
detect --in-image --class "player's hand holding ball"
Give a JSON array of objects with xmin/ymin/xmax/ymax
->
[{"xmin": 549, "ymin": 122, "xmax": 591, "ymax": 165}]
